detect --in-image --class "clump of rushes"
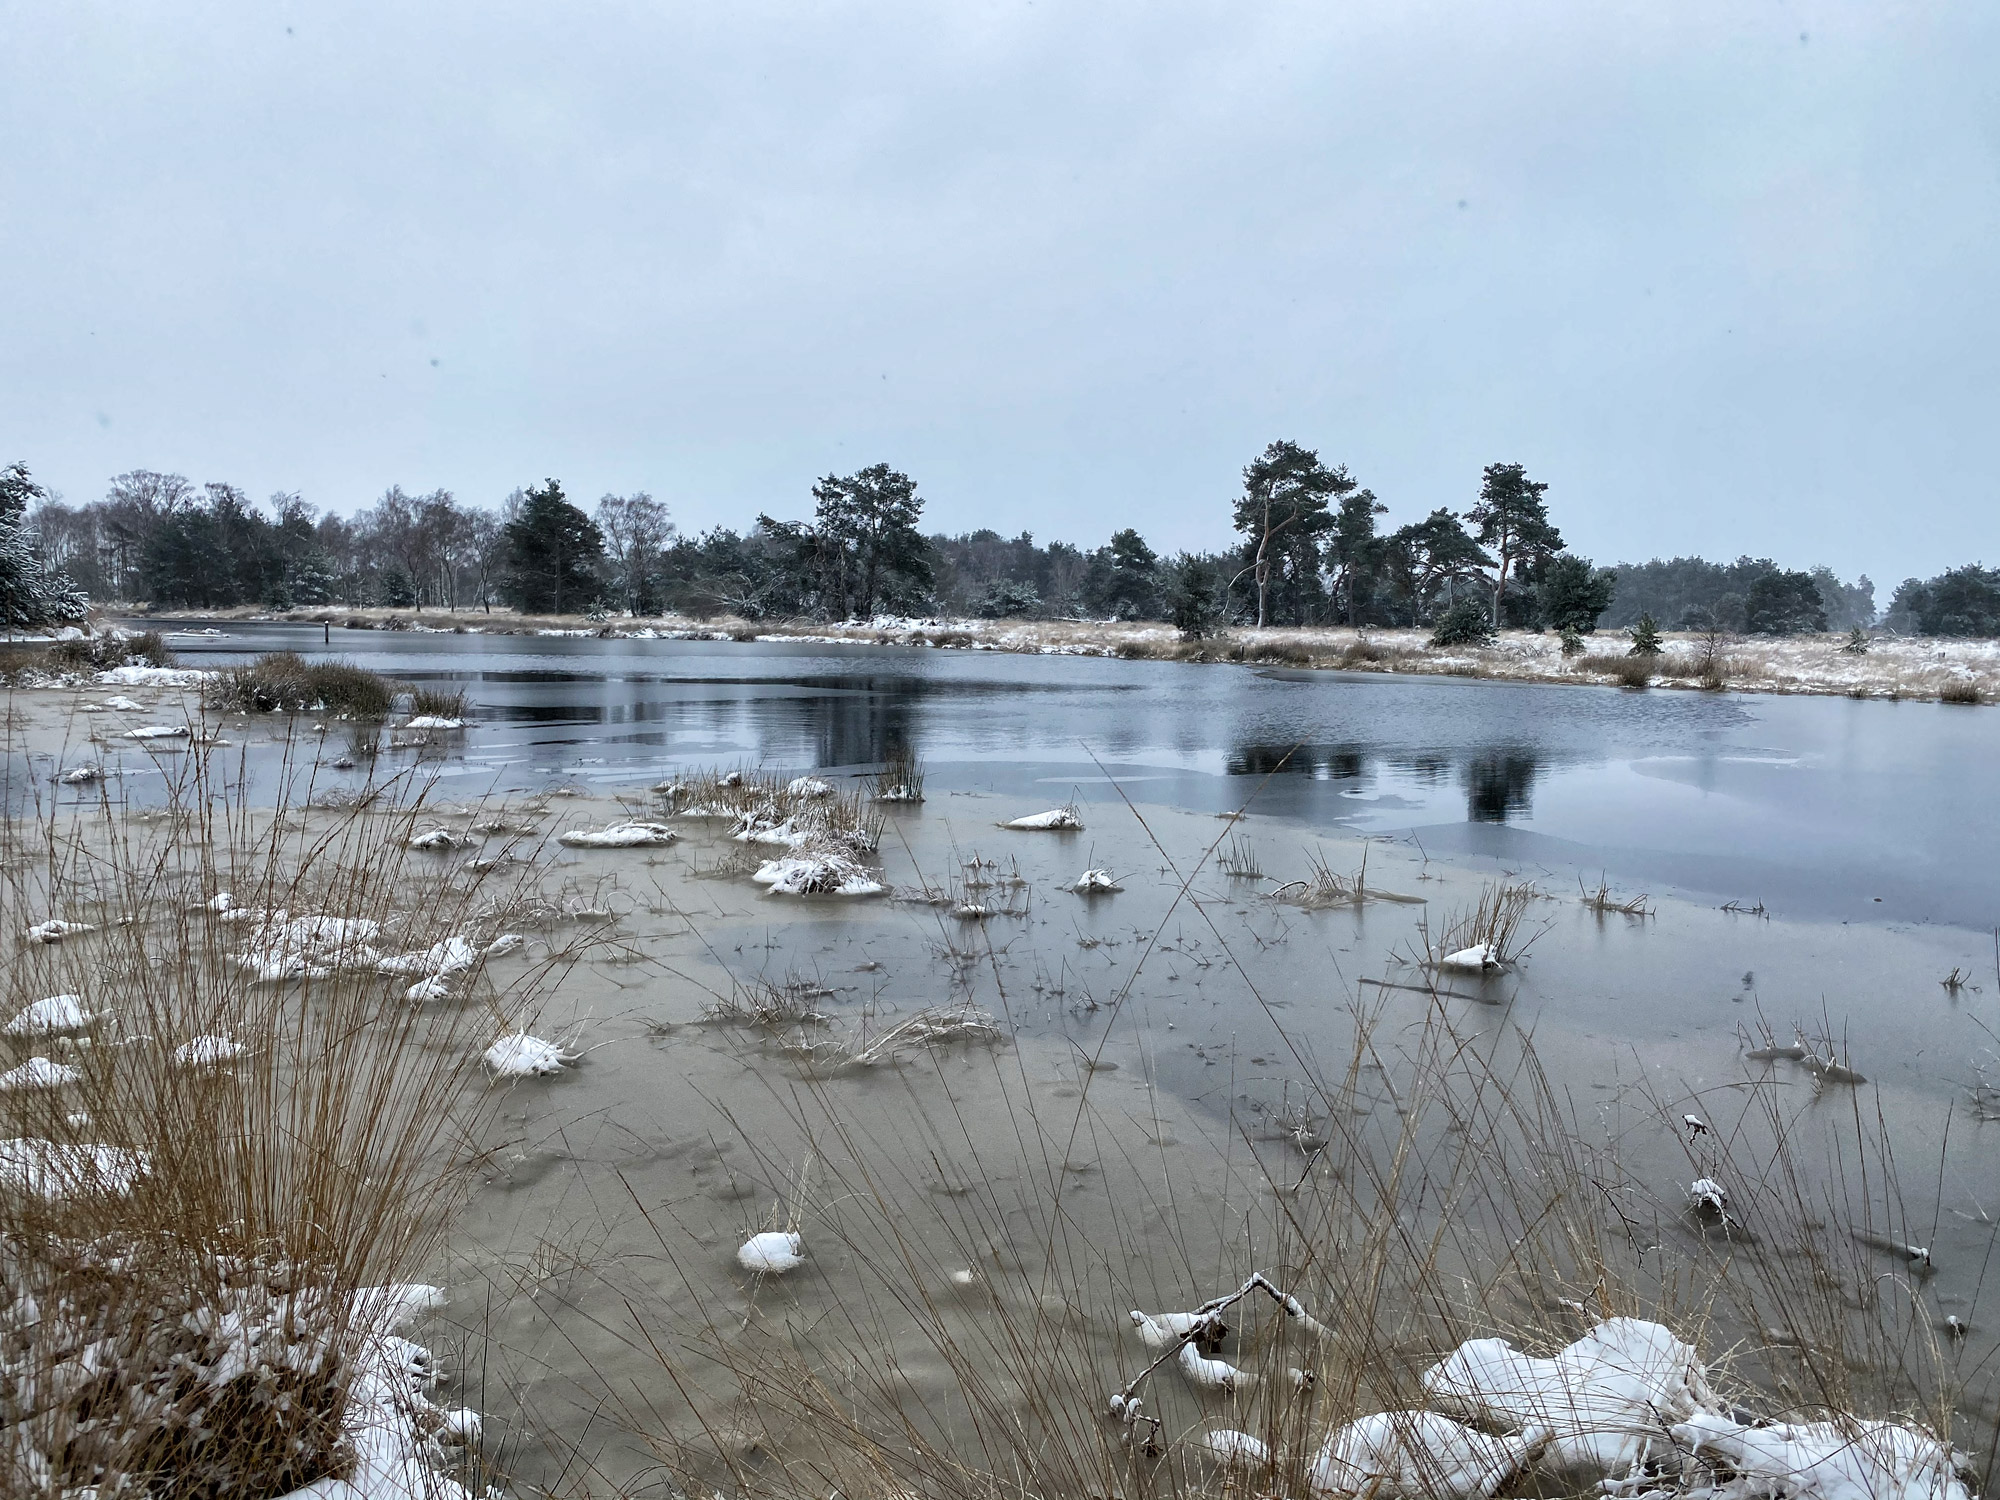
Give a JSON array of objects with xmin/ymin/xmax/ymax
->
[
  {"xmin": 39, "ymin": 629, "xmax": 179, "ymax": 674},
  {"xmin": 206, "ymin": 652, "xmax": 396, "ymax": 718},
  {"xmin": 1420, "ymin": 877, "xmax": 1546, "ymax": 966},
  {"xmin": 872, "ymin": 745, "xmax": 925, "ymax": 803},
  {"xmin": 1939, "ymin": 677, "xmax": 1981, "ymax": 705},
  {"xmin": 408, "ymin": 682, "xmax": 468, "ymax": 719}
]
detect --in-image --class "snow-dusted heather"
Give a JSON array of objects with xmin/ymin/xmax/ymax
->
[
  {"xmin": 4, "ymin": 994, "xmax": 97, "ymax": 1036},
  {"xmin": 103, "ymin": 694, "xmax": 146, "ymax": 711},
  {"xmin": 557, "ymin": 820, "xmax": 677, "ymax": 848},
  {"xmin": 714, "ymin": 614, "xmax": 2000, "ymax": 704},
  {"xmin": 58, "ymin": 763, "xmax": 102, "ymax": 784},
  {"xmin": 144, "ymin": 604, "xmax": 2000, "ymax": 702},
  {"xmin": 407, "ymin": 827, "xmax": 467, "ymax": 851},
  {"xmin": 786, "ymin": 775, "xmax": 835, "ymax": 797}
]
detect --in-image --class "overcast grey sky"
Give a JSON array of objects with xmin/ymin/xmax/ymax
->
[{"xmin": 4, "ymin": 1, "xmax": 1995, "ymax": 583}]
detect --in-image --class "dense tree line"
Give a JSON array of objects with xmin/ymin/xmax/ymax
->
[{"xmin": 10, "ymin": 446, "xmax": 1976, "ymax": 636}]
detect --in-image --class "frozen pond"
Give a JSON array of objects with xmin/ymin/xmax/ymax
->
[{"xmin": 141, "ymin": 619, "xmax": 2000, "ymax": 930}]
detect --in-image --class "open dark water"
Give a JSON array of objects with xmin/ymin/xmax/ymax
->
[{"xmin": 141, "ymin": 621, "xmax": 2000, "ymax": 930}]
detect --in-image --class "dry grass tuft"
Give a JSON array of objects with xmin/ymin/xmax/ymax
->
[
  {"xmin": 1217, "ymin": 832, "xmax": 1264, "ymax": 879},
  {"xmin": 1, "ymin": 747, "xmax": 555, "ymax": 1495},
  {"xmin": 1577, "ymin": 652, "xmax": 1654, "ymax": 688},
  {"xmin": 1579, "ymin": 875, "xmax": 1654, "ymax": 917},
  {"xmin": 1418, "ymin": 879, "xmax": 1546, "ymax": 966},
  {"xmin": 1273, "ymin": 846, "xmax": 1369, "ymax": 909},
  {"xmin": 407, "ymin": 681, "xmax": 468, "ymax": 718},
  {"xmin": 872, "ymin": 744, "xmax": 925, "ymax": 803},
  {"xmin": 206, "ymin": 652, "xmax": 397, "ymax": 718}
]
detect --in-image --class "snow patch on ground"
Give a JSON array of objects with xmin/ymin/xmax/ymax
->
[{"xmin": 96, "ymin": 665, "xmax": 214, "ymax": 687}]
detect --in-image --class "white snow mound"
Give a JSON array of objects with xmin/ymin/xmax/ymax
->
[
  {"xmin": 558, "ymin": 821, "xmax": 677, "ymax": 848},
  {"xmin": 754, "ymin": 853, "xmax": 885, "ymax": 897},
  {"xmin": 0, "ymin": 1056, "xmax": 83, "ymax": 1091},
  {"xmin": 5, "ymin": 994, "xmax": 96, "ymax": 1036},
  {"xmin": 737, "ymin": 1230, "xmax": 804, "ymax": 1274},
  {"xmin": 483, "ymin": 1032, "xmax": 578, "ymax": 1078},
  {"xmin": 1004, "ymin": 807, "xmax": 1083, "ymax": 830}
]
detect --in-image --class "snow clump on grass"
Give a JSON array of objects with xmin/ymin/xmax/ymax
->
[
  {"xmin": 737, "ymin": 1230, "xmax": 804, "ymax": 1274},
  {"xmin": 0, "ymin": 1138, "xmax": 151, "ymax": 1200},
  {"xmin": 5, "ymin": 994, "xmax": 97, "ymax": 1036},
  {"xmin": 483, "ymin": 1031, "xmax": 582, "ymax": 1079},
  {"xmin": 1003, "ymin": 806, "xmax": 1083, "ymax": 831},
  {"xmin": 1072, "ymin": 868, "xmax": 1121, "ymax": 893},
  {"xmin": 24, "ymin": 918, "xmax": 95, "ymax": 944},
  {"xmin": 753, "ymin": 849, "xmax": 885, "ymax": 897},
  {"xmin": 557, "ymin": 821, "xmax": 678, "ymax": 848},
  {"xmin": 0, "ymin": 1056, "xmax": 83, "ymax": 1091}
]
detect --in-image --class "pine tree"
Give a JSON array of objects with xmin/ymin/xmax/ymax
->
[
  {"xmin": 1627, "ymin": 614, "xmax": 1664, "ymax": 657},
  {"xmin": 811, "ymin": 464, "xmax": 933, "ymax": 619},
  {"xmin": 1232, "ymin": 441, "xmax": 1350, "ymax": 627},
  {"xmin": 1468, "ymin": 463, "xmax": 1564, "ymax": 627},
  {"xmin": 502, "ymin": 479, "xmax": 606, "ymax": 615},
  {"xmin": 0, "ymin": 463, "xmax": 88, "ymax": 629}
]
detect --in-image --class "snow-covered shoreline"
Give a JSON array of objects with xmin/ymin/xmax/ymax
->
[{"xmin": 94, "ymin": 607, "xmax": 1999, "ymax": 703}]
